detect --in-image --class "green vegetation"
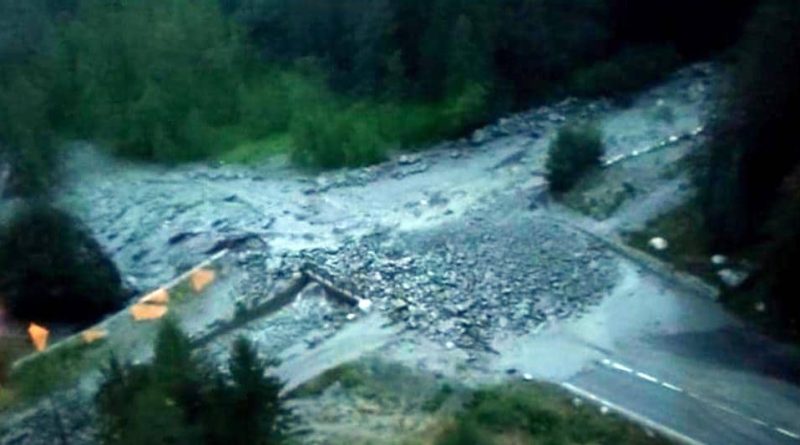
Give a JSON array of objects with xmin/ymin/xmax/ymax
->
[
  {"xmin": 290, "ymin": 363, "xmax": 369, "ymax": 398},
  {"xmin": 3, "ymin": 336, "xmax": 105, "ymax": 410},
  {"xmin": 433, "ymin": 383, "xmax": 668, "ymax": 445},
  {"xmin": 0, "ymin": 202, "xmax": 125, "ymax": 325},
  {"xmin": 562, "ymin": 176, "xmax": 637, "ymax": 220},
  {"xmin": 0, "ymin": 0, "xmax": 757, "ymax": 174},
  {"xmin": 0, "ymin": 335, "xmax": 30, "ymax": 394},
  {"xmin": 97, "ymin": 320, "xmax": 287, "ymax": 445},
  {"xmin": 625, "ymin": 202, "xmax": 717, "ymax": 281},
  {"xmin": 292, "ymin": 361, "xmax": 666, "ymax": 445},
  {"xmin": 569, "ymin": 45, "xmax": 681, "ymax": 98},
  {"xmin": 693, "ymin": 0, "xmax": 800, "ymax": 341},
  {"xmin": 546, "ymin": 123, "xmax": 604, "ymax": 193}
]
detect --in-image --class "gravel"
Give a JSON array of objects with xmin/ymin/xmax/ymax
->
[{"xmin": 283, "ymin": 203, "xmax": 618, "ymax": 351}]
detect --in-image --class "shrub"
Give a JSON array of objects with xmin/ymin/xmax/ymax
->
[
  {"xmin": 436, "ymin": 420, "xmax": 493, "ymax": 445},
  {"xmin": 0, "ymin": 202, "xmax": 124, "ymax": 325},
  {"xmin": 546, "ymin": 123, "xmax": 603, "ymax": 193},
  {"xmin": 434, "ymin": 383, "xmax": 667, "ymax": 445},
  {"xmin": 289, "ymin": 106, "xmax": 387, "ymax": 169}
]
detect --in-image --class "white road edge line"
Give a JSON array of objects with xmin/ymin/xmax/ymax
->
[
  {"xmin": 597, "ymin": 358, "xmax": 794, "ymax": 439},
  {"xmin": 775, "ymin": 428, "xmax": 800, "ymax": 440},
  {"xmin": 561, "ymin": 382, "xmax": 706, "ymax": 445},
  {"xmin": 635, "ymin": 372, "xmax": 659, "ymax": 383},
  {"xmin": 610, "ymin": 362, "xmax": 634, "ymax": 373}
]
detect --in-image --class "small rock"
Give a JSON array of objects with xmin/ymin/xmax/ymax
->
[
  {"xmin": 471, "ymin": 129, "xmax": 490, "ymax": 146},
  {"xmin": 648, "ymin": 237, "xmax": 669, "ymax": 251},
  {"xmin": 710, "ymin": 254, "xmax": 728, "ymax": 266},
  {"xmin": 718, "ymin": 268, "xmax": 748, "ymax": 288},
  {"xmin": 358, "ymin": 299, "xmax": 373, "ymax": 312},
  {"xmin": 755, "ymin": 301, "xmax": 766, "ymax": 313},
  {"xmin": 392, "ymin": 299, "xmax": 409, "ymax": 311},
  {"xmin": 522, "ymin": 373, "xmax": 533, "ymax": 381},
  {"xmin": 398, "ymin": 154, "xmax": 419, "ymax": 165},
  {"xmin": 599, "ymin": 405, "xmax": 610, "ymax": 415}
]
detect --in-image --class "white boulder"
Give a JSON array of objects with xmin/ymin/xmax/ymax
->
[{"xmin": 648, "ymin": 237, "xmax": 669, "ymax": 251}]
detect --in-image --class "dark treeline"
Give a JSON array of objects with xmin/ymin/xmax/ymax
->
[
  {"xmin": 697, "ymin": 0, "xmax": 800, "ymax": 338},
  {"xmin": 227, "ymin": 0, "xmax": 755, "ymax": 104},
  {"xmin": 1, "ymin": 0, "xmax": 757, "ymax": 176}
]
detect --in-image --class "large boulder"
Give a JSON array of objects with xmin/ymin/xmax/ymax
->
[{"xmin": 0, "ymin": 202, "xmax": 125, "ymax": 326}]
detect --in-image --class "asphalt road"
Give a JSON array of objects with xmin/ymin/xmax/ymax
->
[{"xmin": 566, "ymin": 361, "xmax": 800, "ymax": 445}]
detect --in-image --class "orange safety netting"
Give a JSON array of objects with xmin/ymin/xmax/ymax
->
[
  {"xmin": 139, "ymin": 288, "xmax": 169, "ymax": 305},
  {"xmin": 81, "ymin": 328, "xmax": 108, "ymax": 344},
  {"xmin": 27, "ymin": 323, "xmax": 49, "ymax": 352},
  {"xmin": 190, "ymin": 268, "xmax": 216, "ymax": 293},
  {"xmin": 130, "ymin": 304, "xmax": 169, "ymax": 321}
]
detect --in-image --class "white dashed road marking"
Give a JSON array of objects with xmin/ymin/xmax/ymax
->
[
  {"xmin": 596, "ymin": 358, "xmax": 800, "ymax": 442},
  {"xmin": 560, "ymin": 382, "xmax": 706, "ymax": 445},
  {"xmin": 636, "ymin": 371, "xmax": 659, "ymax": 383},
  {"xmin": 661, "ymin": 382, "xmax": 683, "ymax": 393},
  {"xmin": 777, "ymin": 428, "xmax": 800, "ymax": 440},
  {"xmin": 611, "ymin": 362, "xmax": 634, "ymax": 373}
]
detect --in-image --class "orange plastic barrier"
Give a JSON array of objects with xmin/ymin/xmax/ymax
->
[
  {"xmin": 27, "ymin": 323, "xmax": 49, "ymax": 352},
  {"xmin": 190, "ymin": 268, "xmax": 216, "ymax": 293},
  {"xmin": 139, "ymin": 288, "xmax": 169, "ymax": 305},
  {"xmin": 130, "ymin": 304, "xmax": 169, "ymax": 321},
  {"xmin": 81, "ymin": 328, "xmax": 108, "ymax": 344}
]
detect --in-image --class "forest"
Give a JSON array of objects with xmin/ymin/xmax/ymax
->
[
  {"xmin": 1, "ymin": 0, "xmax": 753, "ymax": 180},
  {"xmin": 3, "ymin": 1, "xmax": 800, "ymax": 444}
]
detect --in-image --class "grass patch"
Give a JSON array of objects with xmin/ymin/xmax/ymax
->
[
  {"xmin": 3, "ymin": 337, "xmax": 107, "ymax": 409},
  {"xmin": 623, "ymin": 202, "xmax": 785, "ymax": 337},
  {"xmin": 218, "ymin": 134, "xmax": 293, "ymax": 165},
  {"xmin": 292, "ymin": 361, "xmax": 667, "ymax": 445},
  {"xmin": 291, "ymin": 360, "xmax": 451, "ymax": 404},
  {"xmin": 432, "ymin": 383, "xmax": 668, "ymax": 445},
  {"xmin": 561, "ymin": 170, "xmax": 638, "ymax": 220},
  {"xmin": 624, "ymin": 201, "xmax": 717, "ymax": 281},
  {"xmin": 291, "ymin": 363, "xmax": 369, "ymax": 398}
]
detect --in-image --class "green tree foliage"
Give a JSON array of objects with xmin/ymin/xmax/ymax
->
[
  {"xmin": 203, "ymin": 338, "xmax": 287, "ymax": 444},
  {"xmin": 757, "ymin": 169, "xmax": 800, "ymax": 339},
  {"xmin": 692, "ymin": 0, "xmax": 800, "ymax": 340},
  {"xmin": 0, "ymin": 0, "xmax": 58, "ymax": 197},
  {"xmin": 55, "ymin": 0, "xmax": 246, "ymax": 161},
  {"xmin": 569, "ymin": 45, "xmax": 681, "ymax": 97},
  {"xmin": 97, "ymin": 321, "xmax": 287, "ymax": 445},
  {"xmin": 0, "ymin": 0, "xmax": 758, "ymax": 169},
  {"xmin": 698, "ymin": 0, "xmax": 800, "ymax": 249},
  {"xmin": 546, "ymin": 124, "xmax": 603, "ymax": 193},
  {"xmin": 0, "ymin": 202, "xmax": 124, "ymax": 325}
]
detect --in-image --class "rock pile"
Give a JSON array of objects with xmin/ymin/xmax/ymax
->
[{"xmin": 287, "ymin": 211, "xmax": 618, "ymax": 351}]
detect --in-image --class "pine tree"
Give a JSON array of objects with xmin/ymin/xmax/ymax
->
[{"xmin": 97, "ymin": 324, "xmax": 287, "ymax": 445}]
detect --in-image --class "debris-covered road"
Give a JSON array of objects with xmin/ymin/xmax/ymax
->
[{"xmin": 6, "ymin": 63, "xmax": 800, "ymax": 445}]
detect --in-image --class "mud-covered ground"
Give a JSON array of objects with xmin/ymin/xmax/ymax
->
[
  {"xmin": 11, "ymin": 63, "xmax": 800, "ymax": 445},
  {"xmin": 52, "ymin": 63, "xmax": 715, "ymax": 344}
]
